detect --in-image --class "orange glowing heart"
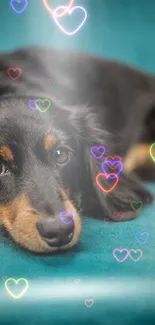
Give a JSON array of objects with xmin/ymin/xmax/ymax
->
[
  {"xmin": 42, "ymin": 0, "xmax": 74, "ymax": 17},
  {"xmin": 96, "ymin": 173, "xmax": 119, "ymax": 193}
]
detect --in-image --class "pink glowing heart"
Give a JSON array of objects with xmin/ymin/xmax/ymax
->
[
  {"xmin": 7, "ymin": 68, "xmax": 22, "ymax": 80},
  {"xmin": 113, "ymin": 248, "xmax": 129, "ymax": 263}
]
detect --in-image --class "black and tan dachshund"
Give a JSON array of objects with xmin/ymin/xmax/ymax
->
[{"xmin": 0, "ymin": 47, "xmax": 154, "ymax": 254}]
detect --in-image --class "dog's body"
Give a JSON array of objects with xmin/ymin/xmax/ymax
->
[{"xmin": 0, "ymin": 47, "xmax": 155, "ymax": 253}]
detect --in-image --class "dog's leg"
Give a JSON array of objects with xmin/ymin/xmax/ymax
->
[{"xmin": 124, "ymin": 143, "xmax": 155, "ymax": 173}]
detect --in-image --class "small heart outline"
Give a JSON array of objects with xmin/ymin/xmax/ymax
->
[
  {"xmin": 43, "ymin": 0, "xmax": 74, "ymax": 17},
  {"xmin": 7, "ymin": 68, "xmax": 22, "ymax": 80},
  {"xmin": 112, "ymin": 212, "xmax": 124, "ymax": 221},
  {"xmin": 53, "ymin": 6, "xmax": 87, "ymax": 36},
  {"xmin": 36, "ymin": 99, "xmax": 51, "ymax": 112},
  {"xmin": 90, "ymin": 146, "xmax": 106, "ymax": 160},
  {"xmin": 135, "ymin": 232, "xmax": 150, "ymax": 245},
  {"xmin": 60, "ymin": 211, "xmax": 75, "ymax": 224},
  {"xmin": 10, "ymin": 0, "xmax": 28, "ymax": 14},
  {"xmin": 149, "ymin": 143, "xmax": 155, "ymax": 163},
  {"xmin": 104, "ymin": 217, "xmax": 111, "ymax": 223},
  {"xmin": 113, "ymin": 248, "xmax": 130, "ymax": 263},
  {"xmin": 5, "ymin": 278, "xmax": 29, "ymax": 299},
  {"xmin": 131, "ymin": 200, "xmax": 143, "ymax": 211},
  {"xmin": 84, "ymin": 299, "xmax": 94, "ymax": 308},
  {"xmin": 28, "ymin": 99, "xmax": 39, "ymax": 111},
  {"xmin": 96, "ymin": 173, "xmax": 119, "ymax": 193},
  {"xmin": 101, "ymin": 156, "xmax": 123, "ymax": 178},
  {"xmin": 129, "ymin": 249, "xmax": 143, "ymax": 262}
]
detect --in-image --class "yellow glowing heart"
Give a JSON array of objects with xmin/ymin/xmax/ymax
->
[{"xmin": 5, "ymin": 278, "xmax": 29, "ymax": 299}]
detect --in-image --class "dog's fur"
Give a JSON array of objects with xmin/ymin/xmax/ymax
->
[{"xmin": 0, "ymin": 47, "xmax": 155, "ymax": 254}]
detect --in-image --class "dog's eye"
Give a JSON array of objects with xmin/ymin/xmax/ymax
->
[
  {"xmin": 0, "ymin": 163, "xmax": 9, "ymax": 176},
  {"xmin": 54, "ymin": 146, "xmax": 72, "ymax": 165}
]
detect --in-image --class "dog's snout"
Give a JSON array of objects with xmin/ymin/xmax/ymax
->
[{"xmin": 37, "ymin": 217, "xmax": 74, "ymax": 248}]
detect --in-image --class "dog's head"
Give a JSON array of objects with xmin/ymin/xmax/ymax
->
[
  {"xmin": 0, "ymin": 92, "xmax": 145, "ymax": 254},
  {"xmin": 0, "ymin": 45, "xmax": 112, "ymax": 255},
  {"xmin": 0, "ymin": 95, "xmax": 91, "ymax": 253},
  {"xmin": 1, "ymin": 48, "xmax": 152, "ymax": 254}
]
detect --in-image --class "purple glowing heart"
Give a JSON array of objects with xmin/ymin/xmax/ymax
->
[
  {"xmin": 60, "ymin": 211, "xmax": 75, "ymax": 225},
  {"xmin": 28, "ymin": 99, "xmax": 39, "ymax": 111},
  {"xmin": 10, "ymin": 0, "xmax": 28, "ymax": 14},
  {"xmin": 90, "ymin": 146, "xmax": 106, "ymax": 160},
  {"xmin": 101, "ymin": 159, "xmax": 123, "ymax": 178},
  {"xmin": 7, "ymin": 142, "xmax": 17, "ymax": 150}
]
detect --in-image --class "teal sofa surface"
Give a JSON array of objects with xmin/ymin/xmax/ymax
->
[
  {"xmin": 0, "ymin": 0, "xmax": 155, "ymax": 324},
  {"xmin": 0, "ymin": 184, "xmax": 155, "ymax": 325}
]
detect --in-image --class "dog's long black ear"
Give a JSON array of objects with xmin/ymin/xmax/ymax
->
[
  {"xmin": 87, "ymin": 151, "xmax": 153, "ymax": 221},
  {"xmin": 83, "ymin": 113, "xmax": 153, "ymax": 221},
  {"xmin": 86, "ymin": 149, "xmax": 153, "ymax": 221}
]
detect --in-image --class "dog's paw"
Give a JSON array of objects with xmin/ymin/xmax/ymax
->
[{"xmin": 121, "ymin": 211, "xmax": 138, "ymax": 221}]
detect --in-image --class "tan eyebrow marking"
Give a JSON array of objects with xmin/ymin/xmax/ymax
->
[
  {"xmin": 44, "ymin": 135, "xmax": 56, "ymax": 150},
  {"xmin": 0, "ymin": 145, "xmax": 13, "ymax": 161}
]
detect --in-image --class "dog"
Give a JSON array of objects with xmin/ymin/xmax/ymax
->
[{"xmin": 0, "ymin": 46, "xmax": 154, "ymax": 254}]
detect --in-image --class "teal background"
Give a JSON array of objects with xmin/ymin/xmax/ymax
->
[
  {"xmin": 0, "ymin": 0, "xmax": 155, "ymax": 73},
  {"xmin": 0, "ymin": 0, "xmax": 155, "ymax": 324}
]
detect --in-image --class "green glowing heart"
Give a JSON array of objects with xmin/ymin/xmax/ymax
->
[
  {"xmin": 36, "ymin": 99, "xmax": 51, "ymax": 112},
  {"xmin": 149, "ymin": 143, "xmax": 155, "ymax": 163}
]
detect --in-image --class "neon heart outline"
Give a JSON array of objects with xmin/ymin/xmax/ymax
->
[
  {"xmin": 113, "ymin": 248, "xmax": 130, "ymax": 263},
  {"xmin": 131, "ymin": 200, "xmax": 143, "ymax": 211},
  {"xmin": 90, "ymin": 146, "xmax": 106, "ymax": 160},
  {"xmin": 60, "ymin": 211, "xmax": 75, "ymax": 224},
  {"xmin": 104, "ymin": 217, "xmax": 111, "ymax": 223},
  {"xmin": 7, "ymin": 141, "xmax": 17, "ymax": 148},
  {"xmin": 135, "ymin": 232, "xmax": 150, "ymax": 245},
  {"xmin": 7, "ymin": 142, "xmax": 17, "ymax": 155},
  {"xmin": 96, "ymin": 173, "xmax": 119, "ymax": 193},
  {"xmin": 149, "ymin": 143, "xmax": 155, "ymax": 163},
  {"xmin": 112, "ymin": 211, "xmax": 124, "ymax": 221},
  {"xmin": 5, "ymin": 278, "xmax": 29, "ymax": 299},
  {"xmin": 84, "ymin": 299, "xmax": 94, "ymax": 308},
  {"xmin": 104, "ymin": 156, "xmax": 122, "ymax": 169},
  {"xmin": 28, "ymin": 99, "xmax": 38, "ymax": 111},
  {"xmin": 36, "ymin": 99, "xmax": 51, "ymax": 112},
  {"xmin": 7, "ymin": 68, "xmax": 22, "ymax": 80},
  {"xmin": 129, "ymin": 249, "xmax": 143, "ymax": 262},
  {"xmin": 10, "ymin": 0, "xmax": 28, "ymax": 14},
  {"xmin": 101, "ymin": 156, "xmax": 123, "ymax": 178},
  {"xmin": 42, "ymin": 0, "xmax": 74, "ymax": 17},
  {"xmin": 53, "ymin": 6, "xmax": 87, "ymax": 36}
]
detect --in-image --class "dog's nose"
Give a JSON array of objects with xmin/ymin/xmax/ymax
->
[{"xmin": 36, "ymin": 217, "xmax": 74, "ymax": 247}]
